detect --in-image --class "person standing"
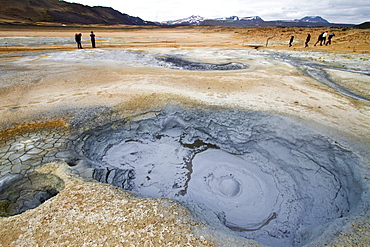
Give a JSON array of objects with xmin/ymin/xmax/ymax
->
[
  {"xmin": 289, "ymin": 35, "xmax": 294, "ymax": 47},
  {"xmin": 314, "ymin": 32, "xmax": 324, "ymax": 46},
  {"xmin": 75, "ymin": 33, "xmax": 83, "ymax": 49},
  {"xmin": 326, "ymin": 33, "xmax": 335, "ymax": 45},
  {"xmin": 90, "ymin": 31, "xmax": 96, "ymax": 48},
  {"xmin": 322, "ymin": 31, "xmax": 328, "ymax": 45},
  {"xmin": 305, "ymin": 33, "xmax": 311, "ymax": 47}
]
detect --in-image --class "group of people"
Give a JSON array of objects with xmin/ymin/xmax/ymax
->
[
  {"xmin": 313, "ymin": 31, "xmax": 335, "ymax": 46},
  {"xmin": 75, "ymin": 31, "xmax": 96, "ymax": 49},
  {"xmin": 289, "ymin": 31, "xmax": 335, "ymax": 48},
  {"xmin": 77, "ymin": 30, "xmax": 335, "ymax": 50}
]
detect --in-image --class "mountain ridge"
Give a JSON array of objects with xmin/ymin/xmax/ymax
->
[
  {"xmin": 0, "ymin": 0, "xmax": 154, "ymax": 25},
  {"xmin": 161, "ymin": 15, "xmax": 354, "ymax": 28},
  {"xmin": 296, "ymin": 16, "xmax": 329, "ymax": 23}
]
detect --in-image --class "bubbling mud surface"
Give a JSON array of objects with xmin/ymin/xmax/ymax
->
[{"xmin": 69, "ymin": 107, "xmax": 366, "ymax": 247}]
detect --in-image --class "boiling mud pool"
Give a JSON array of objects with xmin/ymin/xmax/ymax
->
[{"xmin": 73, "ymin": 107, "xmax": 366, "ymax": 247}]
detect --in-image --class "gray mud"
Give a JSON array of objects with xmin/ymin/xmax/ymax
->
[
  {"xmin": 155, "ymin": 55, "xmax": 249, "ymax": 70},
  {"xmin": 68, "ymin": 107, "xmax": 368, "ymax": 247},
  {"xmin": 266, "ymin": 52, "xmax": 370, "ymax": 101},
  {"xmin": 0, "ymin": 172, "xmax": 64, "ymax": 216},
  {"xmin": 0, "ymin": 106, "xmax": 368, "ymax": 246}
]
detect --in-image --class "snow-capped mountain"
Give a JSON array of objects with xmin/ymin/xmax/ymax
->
[
  {"xmin": 215, "ymin": 16, "xmax": 263, "ymax": 21},
  {"xmin": 297, "ymin": 16, "xmax": 329, "ymax": 23},
  {"xmin": 161, "ymin": 15, "xmax": 265, "ymax": 26},
  {"xmin": 161, "ymin": 15, "xmax": 205, "ymax": 25},
  {"xmin": 240, "ymin": 16, "xmax": 264, "ymax": 21},
  {"xmin": 215, "ymin": 16, "xmax": 240, "ymax": 21},
  {"xmin": 160, "ymin": 15, "xmax": 351, "ymax": 28},
  {"xmin": 200, "ymin": 16, "xmax": 265, "ymax": 27}
]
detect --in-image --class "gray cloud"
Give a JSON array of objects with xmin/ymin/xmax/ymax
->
[{"xmin": 65, "ymin": 0, "xmax": 369, "ymax": 24}]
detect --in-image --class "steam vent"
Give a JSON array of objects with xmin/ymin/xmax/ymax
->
[{"xmin": 1, "ymin": 33, "xmax": 369, "ymax": 247}]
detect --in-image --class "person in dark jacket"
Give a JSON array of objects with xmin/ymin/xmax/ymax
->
[
  {"xmin": 289, "ymin": 35, "xmax": 294, "ymax": 47},
  {"xmin": 75, "ymin": 33, "xmax": 83, "ymax": 49},
  {"xmin": 90, "ymin": 31, "xmax": 96, "ymax": 48},
  {"xmin": 326, "ymin": 33, "xmax": 335, "ymax": 45},
  {"xmin": 314, "ymin": 32, "xmax": 324, "ymax": 46},
  {"xmin": 305, "ymin": 33, "xmax": 311, "ymax": 47}
]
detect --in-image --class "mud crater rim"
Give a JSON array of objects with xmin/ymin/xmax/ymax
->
[
  {"xmin": 0, "ymin": 173, "xmax": 64, "ymax": 217},
  {"xmin": 72, "ymin": 107, "xmax": 365, "ymax": 247}
]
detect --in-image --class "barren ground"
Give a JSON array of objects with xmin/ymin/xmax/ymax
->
[
  {"xmin": 0, "ymin": 25, "xmax": 369, "ymax": 247},
  {"xmin": 0, "ymin": 26, "xmax": 369, "ymax": 145}
]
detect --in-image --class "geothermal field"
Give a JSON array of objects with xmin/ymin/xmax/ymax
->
[{"xmin": 0, "ymin": 26, "xmax": 369, "ymax": 246}]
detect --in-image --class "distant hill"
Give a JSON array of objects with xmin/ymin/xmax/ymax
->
[
  {"xmin": 296, "ymin": 16, "xmax": 329, "ymax": 23},
  {"xmin": 354, "ymin": 22, "xmax": 370, "ymax": 29},
  {"xmin": 0, "ymin": 0, "xmax": 155, "ymax": 25},
  {"xmin": 161, "ymin": 15, "xmax": 205, "ymax": 25},
  {"xmin": 200, "ymin": 16, "xmax": 265, "ymax": 28},
  {"xmin": 161, "ymin": 15, "xmax": 354, "ymax": 28}
]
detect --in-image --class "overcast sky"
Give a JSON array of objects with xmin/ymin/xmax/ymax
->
[{"xmin": 65, "ymin": 0, "xmax": 369, "ymax": 24}]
